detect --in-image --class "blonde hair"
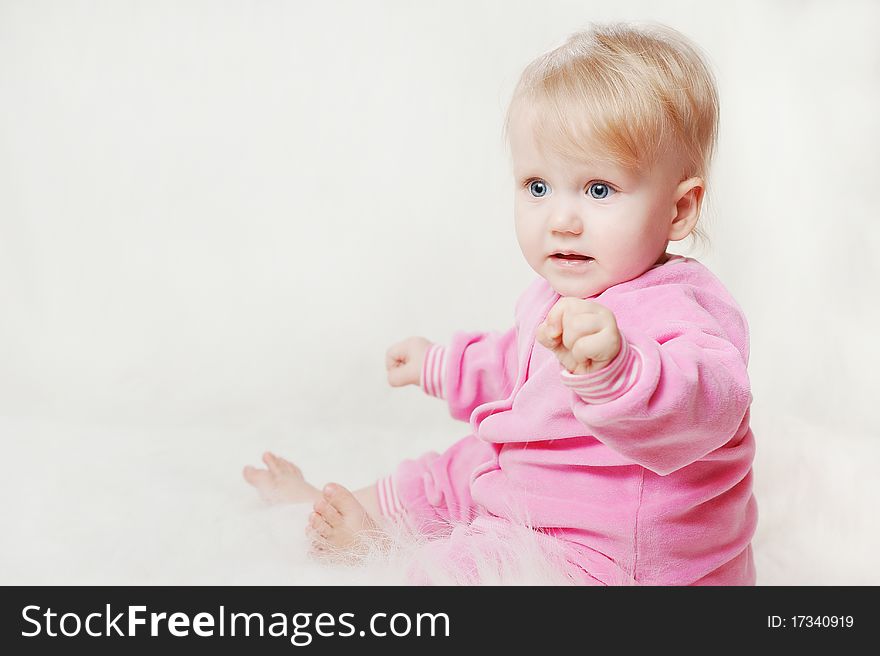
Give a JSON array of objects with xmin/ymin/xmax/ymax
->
[{"xmin": 503, "ymin": 22, "xmax": 720, "ymax": 248}]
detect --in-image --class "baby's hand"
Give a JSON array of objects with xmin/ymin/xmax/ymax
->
[
  {"xmin": 536, "ymin": 298, "xmax": 621, "ymax": 374},
  {"xmin": 386, "ymin": 336, "xmax": 433, "ymax": 387}
]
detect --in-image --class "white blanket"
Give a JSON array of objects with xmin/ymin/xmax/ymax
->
[{"xmin": 1, "ymin": 408, "xmax": 875, "ymax": 585}]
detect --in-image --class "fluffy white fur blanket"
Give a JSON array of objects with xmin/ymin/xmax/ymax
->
[{"xmin": 2, "ymin": 407, "xmax": 876, "ymax": 585}]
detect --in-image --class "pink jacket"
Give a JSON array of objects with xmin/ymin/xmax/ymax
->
[{"xmin": 380, "ymin": 256, "xmax": 757, "ymax": 585}]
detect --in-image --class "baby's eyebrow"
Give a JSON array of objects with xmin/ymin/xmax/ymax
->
[
  {"xmin": 571, "ymin": 161, "xmax": 632, "ymax": 180},
  {"xmin": 515, "ymin": 157, "xmax": 630, "ymax": 178},
  {"xmin": 517, "ymin": 168, "xmax": 631, "ymax": 184}
]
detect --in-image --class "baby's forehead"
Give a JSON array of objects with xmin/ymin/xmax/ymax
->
[
  {"xmin": 512, "ymin": 147, "xmax": 640, "ymax": 183},
  {"xmin": 510, "ymin": 113, "xmax": 637, "ymax": 176},
  {"xmin": 511, "ymin": 125, "xmax": 675, "ymax": 185}
]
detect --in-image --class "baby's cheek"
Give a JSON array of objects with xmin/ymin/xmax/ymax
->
[
  {"xmin": 605, "ymin": 228, "xmax": 655, "ymax": 273},
  {"xmin": 515, "ymin": 229, "xmax": 543, "ymax": 266}
]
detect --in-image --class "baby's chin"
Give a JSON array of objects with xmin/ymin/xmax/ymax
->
[
  {"xmin": 544, "ymin": 276, "xmax": 609, "ymax": 299},
  {"xmin": 540, "ymin": 261, "xmax": 657, "ymax": 298},
  {"xmin": 529, "ymin": 257, "xmax": 634, "ymax": 298}
]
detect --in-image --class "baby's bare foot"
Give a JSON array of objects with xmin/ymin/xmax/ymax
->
[
  {"xmin": 242, "ymin": 452, "xmax": 322, "ymax": 505},
  {"xmin": 306, "ymin": 483, "xmax": 390, "ymax": 563}
]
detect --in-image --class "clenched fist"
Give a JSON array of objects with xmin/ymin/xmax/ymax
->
[
  {"xmin": 535, "ymin": 298, "xmax": 621, "ymax": 374},
  {"xmin": 386, "ymin": 336, "xmax": 433, "ymax": 387}
]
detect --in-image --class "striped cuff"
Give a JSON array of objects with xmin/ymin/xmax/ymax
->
[
  {"xmin": 420, "ymin": 343, "xmax": 447, "ymax": 399},
  {"xmin": 559, "ymin": 335, "xmax": 641, "ymax": 404},
  {"xmin": 376, "ymin": 475, "xmax": 404, "ymax": 518}
]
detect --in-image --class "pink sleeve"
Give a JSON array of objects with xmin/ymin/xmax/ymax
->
[
  {"xmin": 560, "ymin": 328, "xmax": 751, "ymax": 476},
  {"xmin": 421, "ymin": 327, "xmax": 519, "ymax": 422}
]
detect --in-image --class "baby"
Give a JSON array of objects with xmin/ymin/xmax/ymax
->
[{"xmin": 244, "ymin": 21, "xmax": 757, "ymax": 585}]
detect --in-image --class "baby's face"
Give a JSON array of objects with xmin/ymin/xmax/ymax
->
[{"xmin": 509, "ymin": 110, "xmax": 684, "ymax": 298}]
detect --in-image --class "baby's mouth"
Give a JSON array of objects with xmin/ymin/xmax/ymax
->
[{"xmin": 550, "ymin": 253, "xmax": 593, "ymax": 261}]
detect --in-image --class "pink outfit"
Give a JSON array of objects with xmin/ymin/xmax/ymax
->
[{"xmin": 377, "ymin": 256, "xmax": 758, "ymax": 585}]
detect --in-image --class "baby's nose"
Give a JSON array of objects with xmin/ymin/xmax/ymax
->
[{"xmin": 550, "ymin": 213, "xmax": 583, "ymax": 233}]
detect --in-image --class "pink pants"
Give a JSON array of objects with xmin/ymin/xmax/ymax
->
[{"xmin": 390, "ymin": 434, "xmax": 604, "ymax": 585}]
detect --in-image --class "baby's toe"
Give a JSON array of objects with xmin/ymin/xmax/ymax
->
[
  {"xmin": 307, "ymin": 538, "xmax": 329, "ymax": 559},
  {"xmin": 322, "ymin": 483, "xmax": 361, "ymax": 515},
  {"xmin": 313, "ymin": 498, "xmax": 343, "ymax": 527},
  {"xmin": 242, "ymin": 465, "xmax": 269, "ymax": 486},
  {"xmin": 262, "ymin": 452, "xmax": 281, "ymax": 474},
  {"xmin": 309, "ymin": 511, "xmax": 332, "ymax": 538},
  {"xmin": 305, "ymin": 525, "xmax": 328, "ymax": 552},
  {"xmin": 276, "ymin": 457, "xmax": 302, "ymax": 476}
]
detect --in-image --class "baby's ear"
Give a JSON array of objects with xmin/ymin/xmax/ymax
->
[{"xmin": 668, "ymin": 177, "xmax": 704, "ymax": 241}]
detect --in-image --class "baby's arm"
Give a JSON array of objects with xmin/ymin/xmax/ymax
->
[
  {"xmin": 387, "ymin": 327, "xmax": 520, "ymax": 422},
  {"xmin": 561, "ymin": 315, "xmax": 751, "ymax": 476},
  {"xmin": 423, "ymin": 327, "xmax": 519, "ymax": 421}
]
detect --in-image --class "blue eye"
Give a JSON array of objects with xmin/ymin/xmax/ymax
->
[
  {"xmin": 588, "ymin": 182, "xmax": 614, "ymax": 199},
  {"xmin": 527, "ymin": 180, "xmax": 550, "ymax": 198}
]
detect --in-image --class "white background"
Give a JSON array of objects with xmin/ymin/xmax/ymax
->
[{"xmin": 1, "ymin": 0, "xmax": 878, "ymax": 584}]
